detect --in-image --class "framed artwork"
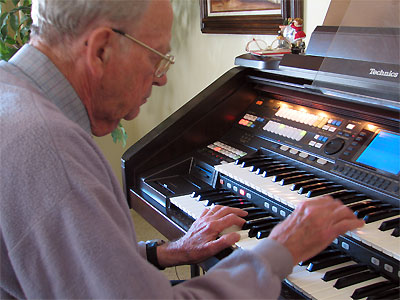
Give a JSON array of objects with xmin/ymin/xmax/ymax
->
[{"xmin": 200, "ymin": 0, "xmax": 303, "ymax": 34}]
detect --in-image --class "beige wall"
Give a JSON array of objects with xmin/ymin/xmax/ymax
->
[{"xmin": 94, "ymin": 0, "xmax": 331, "ymax": 185}]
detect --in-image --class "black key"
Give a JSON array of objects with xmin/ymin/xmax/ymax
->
[
  {"xmin": 242, "ymin": 217, "xmax": 279, "ymax": 230},
  {"xmin": 243, "ymin": 207, "xmax": 265, "ymax": 214},
  {"xmin": 291, "ymin": 178, "xmax": 327, "ymax": 191},
  {"xmin": 334, "ymin": 269, "xmax": 380, "ymax": 289},
  {"xmin": 241, "ymin": 157, "xmax": 273, "ymax": 168},
  {"xmin": 280, "ymin": 174, "xmax": 315, "ymax": 186},
  {"xmin": 247, "ymin": 158, "xmax": 275, "ymax": 171},
  {"xmin": 191, "ymin": 188, "xmax": 228, "ymax": 198},
  {"xmin": 213, "ymin": 199, "xmax": 253, "ymax": 208},
  {"xmin": 307, "ymin": 255, "xmax": 351, "ymax": 271},
  {"xmin": 272, "ymin": 170, "xmax": 307, "ymax": 182},
  {"xmin": 329, "ymin": 190, "xmax": 358, "ymax": 200},
  {"xmin": 392, "ymin": 227, "xmax": 400, "ymax": 237},
  {"xmin": 366, "ymin": 286, "xmax": 400, "ymax": 299},
  {"xmin": 262, "ymin": 166, "xmax": 296, "ymax": 177},
  {"xmin": 379, "ymin": 217, "xmax": 400, "ymax": 231},
  {"xmin": 201, "ymin": 195, "xmax": 240, "ymax": 204},
  {"xmin": 256, "ymin": 229, "xmax": 273, "ymax": 239},
  {"xmin": 243, "ymin": 211, "xmax": 271, "ymax": 221},
  {"xmin": 339, "ymin": 193, "xmax": 369, "ymax": 205},
  {"xmin": 323, "ymin": 264, "xmax": 368, "ymax": 281},
  {"xmin": 300, "ymin": 249, "xmax": 341, "ymax": 266},
  {"xmin": 228, "ymin": 202, "xmax": 256, "ymax": 209},
  {"xmin": 366, "ymin": 209, "xmax": 400, "ymax": 224},
  {"xmin": 248, "ymin": 222, "xmax": 279, "ymax": 238},
  {"xmin": 298, "ymin": 181, "xmax": 334, "ymax": 194},
  {"xmin": 236, "ymin": 155, "xmax": 270, "ymax": 167},
  {"xmin": 196, "ymin": 191, "xmax": 234, "ymax": 201},
  {"xmin": 235, "ymin": 155, "xmax": 268, "ymax": 165},
  {"xmin": 306, "ymin": 184, "xmax": 343, "ymax": 198},
  {"xmin": 354, "ymin": 204, "xmax": 392, "ymax": 219},
  {"xmin": 347, "ymin": 200, "xmax": 382, "ymax": 211},
  {"xmin": 351, "ymin": 280, "xmax": 397, "ymax": 299},
  {"xmin": 256, "ymin": 163, "xmax": 288, "ymax": 175}
]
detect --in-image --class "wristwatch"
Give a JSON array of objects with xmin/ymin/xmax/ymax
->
[{"xmin": 145, "ymin": 239, "xmax": 166, "ymax": 270}]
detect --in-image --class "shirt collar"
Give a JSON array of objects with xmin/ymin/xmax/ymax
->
[{"xmin": 9, "ymin": 44, "xmax": 92, "ymax": 134}]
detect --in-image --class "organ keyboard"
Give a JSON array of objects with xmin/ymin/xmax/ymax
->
[{"xmin": 122, "ymin": 25, "xmax": 399, "ymax": 299}]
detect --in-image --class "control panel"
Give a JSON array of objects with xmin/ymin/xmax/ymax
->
[{"xmin": 201, "ymin": 96, "xmax": 400, "ymax": 198}]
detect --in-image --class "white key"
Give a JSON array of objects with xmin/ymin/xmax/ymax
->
[
  {"xmin": 348, "ymin": 214, "xmax": 400, "ymax": 260},
  {"xmin": 317, "ymin": 277, "xmax": 388, "ymax": 300},
  {"xmin": 215, "ymin": 162, "xmax": 400, "ymax": 260}
]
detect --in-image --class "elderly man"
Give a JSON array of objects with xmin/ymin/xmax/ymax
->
[{"xmin": 0, "ymin": 0, "xmax": 363, "ymax": 298}]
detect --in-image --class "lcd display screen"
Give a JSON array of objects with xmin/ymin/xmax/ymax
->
[{"xmin": 356, "ymin": 131, "xmax": 400, "ymax": 175}]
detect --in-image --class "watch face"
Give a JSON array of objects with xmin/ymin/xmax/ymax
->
[{"xmin": 146, "ymin": 239, "xmax": 165, "ymax": 246}]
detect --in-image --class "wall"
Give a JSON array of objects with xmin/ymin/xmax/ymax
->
[{"xmin": 94, "ymin": 0, "xmax": 331, "ymax": 185}]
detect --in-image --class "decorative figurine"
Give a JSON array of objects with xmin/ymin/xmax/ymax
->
[{"xmin": 281, "ymin": 18, "xmax": 306, "ymax": 54}]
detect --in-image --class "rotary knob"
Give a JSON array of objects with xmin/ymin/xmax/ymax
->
[{"xmin": 324, "ymin": 138, "xmax": 345, "ymax": 155}]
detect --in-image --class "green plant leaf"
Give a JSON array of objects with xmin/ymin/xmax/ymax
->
[
  {"xmin": 10, "ymin": 13, "xmax": 18, "ymax": 31},
  {"xmin": 0, "ymin": 12, "xmax": 8, "ymax": 28},
  {"xmin": 111, "ymin": 123, "xmax": 128, "ymax": 147},
  {"xmin": 12, "ymin": 0, "xmax": 20, "ymax": 6},
  {"xmin": 1, "ymin": 21, "xmax": 8, "ymax": 40},
  {"xmin": 5, "ymin": 35, "xmax": 16, "ymax": 44},
  {"xmin": 0, "ymin": 40, "xmax": 17, "ymax": 61}
]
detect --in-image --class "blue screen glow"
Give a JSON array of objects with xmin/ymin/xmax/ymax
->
[{"xmin": 356, "ymin": 131, "xmax": 400, "ymax": 175}]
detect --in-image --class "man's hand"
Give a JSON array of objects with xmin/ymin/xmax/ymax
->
[
  {"xmin": 268, "ymin": 196, "xmax": 365, "ymax": 265},
  {"xmin": 157, "ymin": 205, "xmax": 248, "ymax": 267}
]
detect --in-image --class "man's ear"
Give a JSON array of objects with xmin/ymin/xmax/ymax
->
[{"xmin": 85, "ymin": 27, "xmax": 114, "ymax": 78}]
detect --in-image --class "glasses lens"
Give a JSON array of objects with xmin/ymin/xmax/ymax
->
[{"xmin": 155, "ymin": 54, "xmax": 174, "ymax": 78}]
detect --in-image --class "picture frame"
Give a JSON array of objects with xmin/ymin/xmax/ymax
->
[{"xmin": 200, "ymin": 0, "xmax": 303, "ymax": 34}]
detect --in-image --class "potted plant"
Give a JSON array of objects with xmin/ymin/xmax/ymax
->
[
  {"xmin": 0, "ymin": 0, "xmax": 31, "ymax": 61},
  {"xmin": 0, "ymin": 0, "xmax": 127, "ymax": 146}
]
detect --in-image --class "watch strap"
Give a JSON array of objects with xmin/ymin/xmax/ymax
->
[{"xmin": 146, "ymin": 240, "xmax": 165, "ymax": 270}]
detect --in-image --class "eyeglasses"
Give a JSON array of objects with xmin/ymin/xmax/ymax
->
[
  {"xmin": 111, "ymin": 28, "xmax": 175, "ymax": 78},
  {"xmin": 245, "ymin": 38, "xmax": 291, "ymax": 56}
]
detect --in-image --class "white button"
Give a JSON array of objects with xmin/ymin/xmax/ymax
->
[
  {"xmin": 317, "ymin": 158, "xmax": 327, "ymax": 165},
  {"xmin": 299, "ymin": 152, "xmax": 309, "ymax": 158},
  {"xmin": 346, "ymin": 123, "xmax": 356, "ymax": 130},
  {"xmin": 322, "ymin": 125, "xmax": 330, "ymax": 130},
  {"xmin": 314, "ymin": 134, "xmax": 320, "ymax": 139},
  {"xmin": 328, "ymin": 127, "xmax": 336, "ymax": 132},
  {"xmin": 384, "ymin": 264, "xmax": 393, "ymax": 273},
  {"xmin": 315, "ymin": 143, "xmax": 323, "ymax": 148},
  {"xmin": 371, "ymin": 257, "xmax": 380, "ymax": 266},
  {"xmin": 280, "ymin": 145, "xmax": 289, "ymax": 151},
  {"xmin": 341, "ymin": 242, "xmax": 349, "ymax": 250},
  {"xmin": 290, "ymin": 149, "xmax": 299, "ymax": 155},
  {"xmin": 309, "ymin": 141, "xmax": 316, "ymax": 146}
]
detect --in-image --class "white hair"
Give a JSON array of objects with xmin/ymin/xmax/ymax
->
[{"xmin": 31, "ymin": 0, "xmax": 150, "ymax": 45}]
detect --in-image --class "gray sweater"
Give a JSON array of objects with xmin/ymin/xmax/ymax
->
[{"xmin": 0, "ymin": 45, "xmax": 293, "ymax": 299}]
